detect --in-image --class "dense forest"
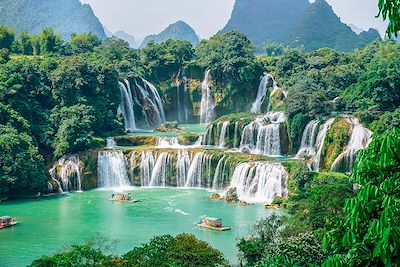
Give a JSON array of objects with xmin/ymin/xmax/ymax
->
[{"xmin": 0, "ymin": 19, "xmax": 400, "ymax": 266}]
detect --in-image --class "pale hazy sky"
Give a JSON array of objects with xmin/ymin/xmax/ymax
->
[{"xmin": 80, "ymin": 0, "xmax": 388, "ymax": 39}]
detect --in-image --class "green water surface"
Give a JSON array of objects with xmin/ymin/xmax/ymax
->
[{"xmin": 0, "ymin": 188, "xmax": 273, "ymax": 266}]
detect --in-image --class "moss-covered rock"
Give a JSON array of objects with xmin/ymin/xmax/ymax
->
[
  {"xmin": 320, "ymin": 117, "xmax": 352, "ymax": 171},
  {"xmin": 79, "ymin": 150, "xmax": 98, "ymax": 190},
  {"xmin": 177, "ymin": 132, "xmax": 200, "ymax": 145},
  {"xmin": 114, "ymin": 136, "xmax": 158, "ymax": 147}
]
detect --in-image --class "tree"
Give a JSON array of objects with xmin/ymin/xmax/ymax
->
[
  {"xmin": 39, "ymin": 27, "xmax": 63, "ymax": 55},
  {"xmin": 0, "ymin": 125, "xmax": 49, "ymax": 199},
  {"xmin": 378, "ymin": 0, "xmax": 400, "ymax": 37},
  {"xmin": 19, "ymin": 31, "xmax": 34, "ymax": 55},
  {"xmin": 0, "ymin": 25, "xmax": 15, "ymax": 50},
  {"xmin": 323, "ymin": 129, "xmax": 400, "ymax": 266},
  {"xmin": 69, "ymin": 33, "xmax": 101, "ymax": 54},
  {"xmin": 51, "ymin": 104, "xmax": 99, "ymax": 157},
  {"xmin": 123, "ymin": 234, "xmax": 227, "ymax": 267}
]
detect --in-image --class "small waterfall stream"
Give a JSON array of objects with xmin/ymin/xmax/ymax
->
[
  {"xmin": 312, "ymin": 118, "xmax": 335, "ymax": 171},
  {"xmin": 251, "ymin": 74, "xmax": 277, "ymax": 113},
  {"xmin": 51, "ymin": 155, "xmax": 82, "ymax": 192},
  {"xmin": 119, "ymin": 80, "xmax": 136, "ymax": 131},
  {"xmin": 218, "ymin": 121, "xmax": 230, "ymax": 147},
  {"xmin": 330, "ymin": 117, "xmax": 372, "ymax": 172},
  {"xmin": 142, "ymin": 78, "xmax": 166, "ymax": 123},
  {"xmin": 200, "ymin": 69, "xmax": 215, "ymax": 124},
  {"xmin": 107, "ymin": 138, "xmax": 117, "ymax": 149},
  {"xmin": 97, "ymin": 151, "xmax": 131, "ymax": 189},
  {"xmin": 296, "ymin": 120, "xmax": 320, "ymax": 158}
]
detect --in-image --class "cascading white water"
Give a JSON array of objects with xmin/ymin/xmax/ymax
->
[
  {"xmin": 140, "ymin": 151, "xmax": 155, "ymax": 186},
  {"xmin": 212, "ymin": 156, "xmax": 226, "ymax": 190},
  {"xmin": 176, "ymin": 71, "xmax": 189, "ymax": 123},
  {"xmin": 330, "ymin": 117, "xmax": 372, "ymax": 173},
  {"xmin": 312, "ymin": 118, "xmax": 335, "ymax": 171},
  {"xmin": 134, "ymin": 79, "xmax": 164, "ymax": 128},
  {"xmin": 296, "ymin": 120, "xmax": 320, "ymax": 158},
  {"xmin": 157, "ymin": 137, "xmax": 180, "ymax": 148},
  {"xmin": 119, "ymin": 80, "xmax": 136, "ymax": 131},
  {"xmin": 56, "ymin": 155, "xmax": 82, "ymax": 192},
  {"xmin": 142, "ymin": 79, "xmax": 166, "ymax": 123},
  {"xmin": 49, "ymin": 168, "xmax": 63, "ymax": 193},
  {"xmin": 251, "ymin": 73, "xmax": 277, "ymax": 113},
  {"xmin": 218, "ymin": 121, "xmax": 230, "ymax": 147},
  {"xmin": 200, "ymin": 69, "xmax": 215, "ymax": 124},
  {"xmin": 176, "ymin": 150, "xmax": 191, "ymax": 187},
  {"xmin": 97, "ymin": 151, "xmax": 131, "ymax": 189},
  {"xmin": 226, "ymin": 162, "xmax": 288, "ymax": 204},
  {"xmin": 149, "ymin": 152, "xmax": 171, "ymax": 187},
  {"xmin": 185, "ymin": 152, "xmax": 204, "ymax": 188},
  {"xmin": 239, "ymin": 112, "xmax": 286, "ymax": 156},
  {"xmin": 107, "ymin": 138, "xmax": 117, "ymax": 149}
]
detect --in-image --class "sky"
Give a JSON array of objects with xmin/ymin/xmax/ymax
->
[{"xmin": 80, "ymin": 0, "xmax": 388, "ymax": 39}]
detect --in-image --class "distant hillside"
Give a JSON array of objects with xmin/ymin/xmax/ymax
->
[
  {"xmin": 289, "ymin": 0, "xmax": 380, "ymax": 52},
  {"xmin": 140, "ymin": 21, "xmax": 200, "ymax": 48},
  {"xmin": 114, "ymin": 31, "xmax": 137, "ymax": 48},
  {"xmin": 220, "ymin": 0, "xmax": 380, "ymax": 52},
  {"xmin": 0, "ymin": 0, "xmax": 106, "ymax": 40},
  {"xmin": 219, "ymin": 0, "xmax": 310, "ymax": 51}
]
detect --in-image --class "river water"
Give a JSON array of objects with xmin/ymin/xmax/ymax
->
[{"xmin": 0, "ymin": 188, "xmax": 273, "ymax": 266}]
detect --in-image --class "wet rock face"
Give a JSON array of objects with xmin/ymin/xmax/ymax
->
[
  {"xmin": 210, "ymin": 193, "xmax": 222, "ymax": 200},
  {"xmin": 224, "ymin": 187, "xmax": 239, "ymax": 203}
]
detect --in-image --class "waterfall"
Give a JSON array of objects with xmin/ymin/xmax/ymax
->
[
  {"xmin": 142, "ymin": 79, "xmax": 166, "ymax": 123},
  {"xmin": 97, "ymin": 151, "xmax": 131, "ymax": 189},
  {"xmin": 107, "ymin": 138, "xmax": 117, "ymax": 149},
  {"xmin": 200, "ymin": 69, "xmax": 215, "ymax": 124},
  {"xmin": 140, "ymin": 151, "xmax": 155, "ymax": 186},
  {"xmin": 296, "ymin": 120, "xmax": 320, "ymax": 158},
  {"xmin": 331, "ymin": 117, "xmax": 372, "ymax": 173},
  {"xmin": 218, "ymin": 121, "xmax": 230, "ymax": 147},
  {"xmin": 176, "ymin": 150, "xmax": 191, "ymax": 187},
  {"xmin": 119, "ymin": 80, "xmax": 136, "ymax": 131},
  {"xmin": 157, "ymin": 137, "xmax": 180, "ymax": 148},
  {"xmin": 56, "ymin": 155, "xmax": 82, "ymax": 192},
  {"xmin": 239, "ymin": 112, "xmax": 286, "ymax": 156},
  {"xmin": 176, "ymin": 70, "xmax": 189, "ymax": 123},
  {"xmin": 212, "ymin": 156, "xmax": 226, "ymax": 190},
  {"xmin": 251, "ymin": 74, "xmax": 277, "ymax": 113},
  {"xmin": 184, "ymin": 152, "xmax": 213, "ymax": 188},
  {"xmin": 226, "ymin": 162, "xmax": 288, "ymax": 204},
  {"xmin": 49, "ymin": 168, "xmax": 63, "ymax": 193},
  {"xmin": 312, "ymin": 118, "xmax": 335, "ymax": 171},
  {"xmin": 149, "ymin": 152, "xmax": 171, "ymax": 187}
]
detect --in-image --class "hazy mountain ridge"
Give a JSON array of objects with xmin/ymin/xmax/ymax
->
[
  {"xmin": 220, "ymin": 0, "xmax": 380, "ymax": 52},
  {"xmin": 140, "ymin": 21, "xmax": 200, "ymax": 48},
  {"xmin": 219, "ymin": 0, "xmax": 310, "ymax": 51},
  {"xmin": 0, "ymin": 0, "xmax": 106, "ymax": 40},
  {"xmin": 289, "ymin": 0, "xmax": 380, "ymax": 51}
]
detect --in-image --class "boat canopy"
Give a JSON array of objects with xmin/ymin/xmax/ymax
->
[
  {"xmin": 204, "ymin": 217, "xmax": 221, "ymax": 222},
  {"xmin": 0, "ymin": 216, "xmax": 12, "ymax": 220}
]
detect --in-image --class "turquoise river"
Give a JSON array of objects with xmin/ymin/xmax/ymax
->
[{"xmin": 0, "ymin": 188, "xmax": 273, "ymax": 266}]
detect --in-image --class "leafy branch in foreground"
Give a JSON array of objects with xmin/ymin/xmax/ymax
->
[{"xmin": 323, "ymin": 128, "xmax": 400, "ymax": 266}]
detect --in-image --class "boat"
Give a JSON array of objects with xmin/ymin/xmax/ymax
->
[
  {"xmin": 197, "ymin": 217, "xmax": 231, "ymax": 231},
  {"xmin": 108, "ymin": 193, "xmax": 139, "ymax": 203},
  {"xmin": 0, "ymin": 216, "xmax": 18, "ymax": 229}
]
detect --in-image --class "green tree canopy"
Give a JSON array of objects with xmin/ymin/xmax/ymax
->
[{"xmin": 323, "ymin": 129, "xmax": 400, "ymax": 266}]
